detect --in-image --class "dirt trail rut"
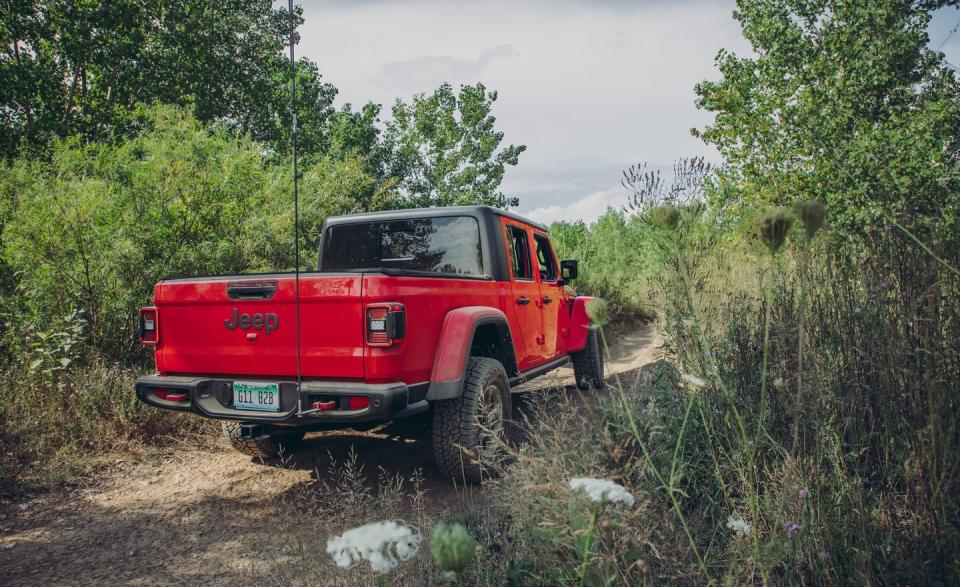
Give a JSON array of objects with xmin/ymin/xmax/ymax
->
[{"xmin": 0, "ymin": 325, "xmax": 661, "ymax": 586}]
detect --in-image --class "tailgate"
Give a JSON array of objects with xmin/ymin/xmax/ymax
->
[{"xmin": 152, "ymin": 274, "xmax": 364, "ymax": 378}]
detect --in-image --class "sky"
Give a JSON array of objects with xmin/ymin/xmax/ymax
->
[{"xmin": 291, "ymin": 0, "xmax": 960, "ymax": 225}]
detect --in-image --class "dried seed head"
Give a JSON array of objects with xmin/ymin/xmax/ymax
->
[
  {"xmin": 793, "ymin": 200, "xmax": 826, "ymax": 239},
  {"xmin": 757, "ymin": 208, "xmax": 794, "ymax": 254},
  {"xmin": 649, "ymin": 205, "xmax": 680, "ymax": 229}
]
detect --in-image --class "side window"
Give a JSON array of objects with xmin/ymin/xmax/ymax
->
[
  {"xmin": 534, "ymin": 234, "xmax": 558, "ymax": 282},
  {"xmin": 505, "ymin": 225, "xmax": 533, "ymax": 280}
]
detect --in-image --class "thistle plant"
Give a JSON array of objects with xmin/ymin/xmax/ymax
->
[
  {"xmin": 430, "ymin": 522, "xmax": 476, "ymax": 583},
  {"xmin": 585, "ymin": 298, "xmax": 610, "ymax": 327},
  {"xmin": 757, "ymin": 207, "xmax": 794, "ymax": 254},
  {"xmin": 790, "ymin": 200, "xmax": 825, "ymax": 456},
  {"xmin": 793, "ymin": 200, "xmax": 825, "ymax": 240}
]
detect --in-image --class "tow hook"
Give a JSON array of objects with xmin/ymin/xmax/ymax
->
[{"xmin": 296, "ymin": 400, "xmax": 337, "ymax": 417}]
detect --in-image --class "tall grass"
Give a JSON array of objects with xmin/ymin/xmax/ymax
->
[
  {"xmin": 0, "ymin": 360, "xmax": 205, "ymax": 492},
  {"xmin": 478, "ymin": 204, "xmax": 959, "ymax": 585}
]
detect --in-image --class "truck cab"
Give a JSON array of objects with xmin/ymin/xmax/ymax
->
[{"xmin": 135, "ymin": 206, "xmax": 604, "ymax": 482}]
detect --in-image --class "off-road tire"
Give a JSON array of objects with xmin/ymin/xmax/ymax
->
[
  {"xmin": 572, "ymin": 327, "xmax": 606, "ymax": 390},
  {"xmin": 432, "ymin": 357, "xmax": 512, "ymax": 484},
  {"xmin": 221, "ymin": 421, "xmax": 305, "ymax": 459}
]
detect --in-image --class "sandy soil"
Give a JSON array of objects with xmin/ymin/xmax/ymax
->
[{"xmin": 0, "ymin": 325, "xmax": 662, "ymax": 586}]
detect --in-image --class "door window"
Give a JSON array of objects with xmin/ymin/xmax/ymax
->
[
  {"xmin": 506, "ymin": 225, "xmax": 534, "ymax": 280},
  {"xmin": 534, "ymin": 235, "xmax": 558, "ymax": 282}
]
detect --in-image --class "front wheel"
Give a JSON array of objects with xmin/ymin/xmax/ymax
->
[
  {"xmin": 432, "ymin": 357, "xmax": 512, "ymax": 484},
  {"xmin": 572, "ymin": 327, "xmax": 606, "ymax": 390},
  {"xmin": 221, "ymin": 421, "xmax": 305, "ymax": 459}
]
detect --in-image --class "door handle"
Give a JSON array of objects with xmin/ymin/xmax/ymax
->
[
  {"xmin": 542, "ymin": 296, "xmax": 553, "ymax": 304},
  {"xmin": 517, "ymin": 296, "xmax": 531, "ymax": 305},
  {"xmin": 226, "ymin": 280, "xmax": 277, "ymax": 300}
]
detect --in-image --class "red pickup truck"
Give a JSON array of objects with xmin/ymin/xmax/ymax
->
[{"xmin": 135, "ymin": 206, "xmax": 604, "ymax": 482}]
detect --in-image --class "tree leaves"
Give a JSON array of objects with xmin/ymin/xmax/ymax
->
[
  {"xmin": 0, "ymin": 0, "xmax": 335, "ymax": 161},
  {"xmin": 383, "ymin": 83, "xmax": 526, "ymax": 209},
  {"xmin": 695, "ymin": 0, "xmax": 960, "ymax": 256}
]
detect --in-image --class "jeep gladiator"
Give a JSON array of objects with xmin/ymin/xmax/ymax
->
[{"xmin": 135, "ymin": 206, "xmax": 604, "ymax": 482}]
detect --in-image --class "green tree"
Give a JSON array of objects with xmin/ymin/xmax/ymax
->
[
  {"xmin": 695, "ymin": 0, "xmax": 960, "ymax": 254},
  {"xmin": 383, "ymin": 82, "xmax": 525, "ymax": 209},
  {"xmin": 3, "ymin": 106, "xmax": 273, "ymax": 356},
  {"xmin": 0, "ymin": 0, "xmax": 336, "ymax": 160},
  {"xmin": 0, "ymin": 105, "xmax": 397, "ymax": 357}
]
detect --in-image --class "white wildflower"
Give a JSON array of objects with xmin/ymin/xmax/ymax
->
[
  {"xmin": 681, "ymin": 373, "xmax": 706, "ymax": 388},
  {"xmin": 569, "ymin": 478, "xmax": 636, "ymax": 507},
  {"xmin": 726, "ymin": 514, "xmax": 753, "ymax": 538},
  {"xmin": 326, "ymin": 520, "xmax": 422, "ymax": 574}
]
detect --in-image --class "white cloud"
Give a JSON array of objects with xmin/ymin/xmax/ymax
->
[
  {"xmin": 293, "ymin": 0, "xmax": 748, "ymax": 220},
  {"xmin": 290, "ymin": 1, "xmax": 960, "ymax": 222},
  {"xmin": 374, "ymin": 45, "xmax": 519, "ymax": 95},
  {"xmin": 523, "ymin": 184, "xmax": 624, "ymax": 225}
]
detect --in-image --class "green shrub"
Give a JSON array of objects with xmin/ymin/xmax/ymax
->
[{"xmin": 550, "ymin": 210, "xmax": 656, "ymax": 321}]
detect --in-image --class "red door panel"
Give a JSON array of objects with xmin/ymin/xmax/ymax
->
[
  {"xmin": 501, "ymin": 220, "xmax": 545, "ymax": 371},
  {"xmin": 533, "ymin": 232, "xmax": 567, "ymax": 360}
]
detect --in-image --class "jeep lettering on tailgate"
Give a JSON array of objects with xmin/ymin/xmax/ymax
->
[{"xmin": 224, "ymin": 308, "xmax": 279, "ymax": 334}]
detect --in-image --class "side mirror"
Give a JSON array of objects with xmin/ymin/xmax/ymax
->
[{"xmin": 559, "ymin": 259, "xmax": 578, "ymax": 283}]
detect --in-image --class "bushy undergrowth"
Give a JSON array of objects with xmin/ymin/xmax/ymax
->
[
  {"xmin": 551, "ymin": 211, "xmax": 657, "ymax": 321},
  {"xmin": 470, "ymin": 205, "xmax": 959, "ymax": 585},
  {"xmin": 0, "ymin": 359, "xmax": 205, "ymax": 492}
]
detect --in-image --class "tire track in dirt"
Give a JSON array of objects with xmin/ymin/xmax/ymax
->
[{"xmin": 0, "ymin": 324, "xmax": 661, "ymax": 586}]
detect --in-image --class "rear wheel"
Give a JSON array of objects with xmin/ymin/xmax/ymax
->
[
  {"xmin": 572, "ymin": 327, "xmax": 606, "ymax": 390},
  {"xmin": 221, "ymin": 421, "xmax": 305, "ymax": 459},
  {"xmin": 432, "ymin": 357, "xmax": 512, "ymax": 483}
]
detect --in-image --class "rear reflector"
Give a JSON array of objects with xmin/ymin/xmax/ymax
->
[
  {"xmin": 368, "ymin": 331, "xmax": 389, "ymax": 344},
  {"xmin": 348, "ymin": 396, "xmax": 370, "ymax": 410},
  {"xmin": 155, "ymin": 388, "xmax": 187, "ymax": 402}
]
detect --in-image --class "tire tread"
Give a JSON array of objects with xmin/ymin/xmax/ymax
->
[{"xmin": 432, "ymin": 357, "xmax": 510, "ymax": 483}]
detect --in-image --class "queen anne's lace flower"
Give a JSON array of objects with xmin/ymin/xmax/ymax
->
[
  {"xmin": 726, "ymin": 514, "xmax": 753, "ymax": 538},
  {"xmin": 569, "ymin": 478, "xmax": 636, "ymax": 507},
  {"xmin": 326, "ymin": 520, "xmax": 422, "ymax": 574}
]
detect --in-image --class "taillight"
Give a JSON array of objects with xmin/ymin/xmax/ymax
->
[
  {"xmin": 139, "ymin": 307, "xmax": 158, "ymax": 345},
  {"xmin": 366, "ymin": 303, "xmax": 405, "ymax": 346}
]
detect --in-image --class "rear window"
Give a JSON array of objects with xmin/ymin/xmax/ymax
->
[{"xmin": 320, "ymin": 216, "xmax": 484, "ymax": 276}]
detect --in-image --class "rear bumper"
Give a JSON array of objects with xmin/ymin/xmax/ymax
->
[{"xmin": 135, "ymin": 375, "xmax": 429, "ymax": 425}]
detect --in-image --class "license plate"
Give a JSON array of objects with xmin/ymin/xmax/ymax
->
[{"xmin": 233, "ymin": 381, "xmax": 280, "ymax": 411}]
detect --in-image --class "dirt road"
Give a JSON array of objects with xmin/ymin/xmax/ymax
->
[{"xmin": 0, "ymin": 325, "xmax": 661, "ymax": 586}]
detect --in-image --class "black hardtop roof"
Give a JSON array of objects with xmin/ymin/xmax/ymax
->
[{"xmin": 323, "ymin": 205, "xmax": 548, "ymax": 232}]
